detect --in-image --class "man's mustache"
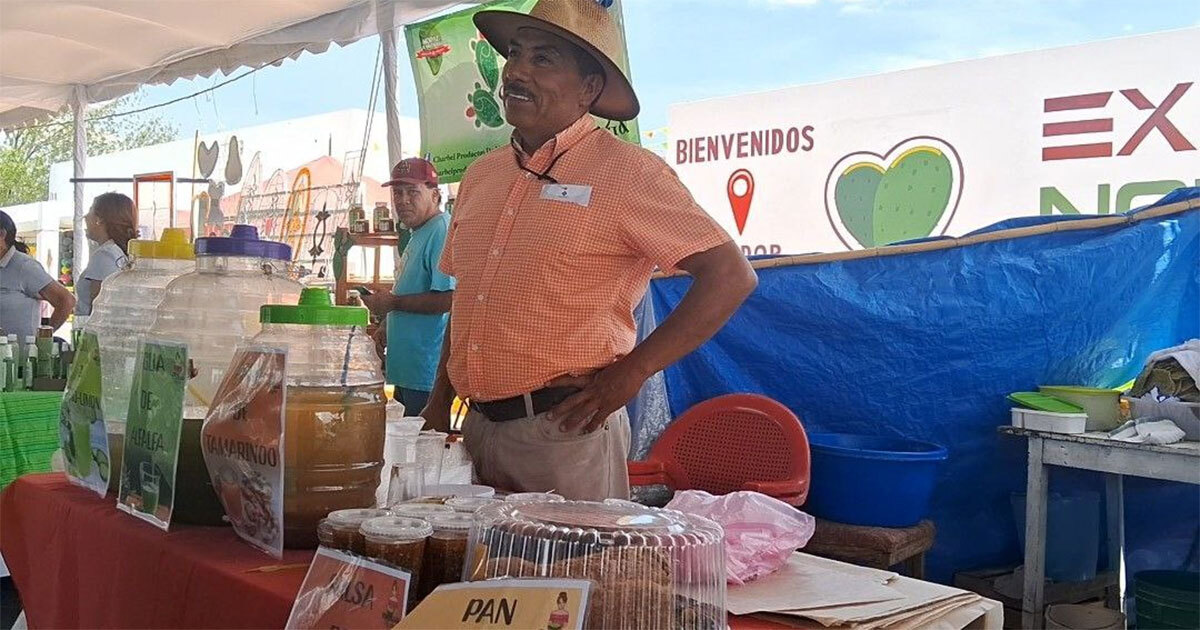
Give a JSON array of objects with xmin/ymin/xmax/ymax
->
[{"xmin": 501, "ymin": 83, "xmax": 533, "ymax": 100}]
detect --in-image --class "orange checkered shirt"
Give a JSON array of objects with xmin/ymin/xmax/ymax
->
[{"xmin": 440, "ymin": 115, "xmax": 731, "ymax": 401}]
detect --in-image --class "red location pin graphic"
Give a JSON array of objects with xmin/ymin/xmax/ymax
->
[{"xmin": 727, "ymin": 169, "xmax": 755, "ymax": 235}]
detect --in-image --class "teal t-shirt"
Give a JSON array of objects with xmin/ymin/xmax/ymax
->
[{"xmin": 386, "ymin": 212, "xmax": 455, "ymax": 391}]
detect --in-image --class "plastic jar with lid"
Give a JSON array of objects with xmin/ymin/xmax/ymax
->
[
  {"xmin": 250, "ymin": 287, "xmax": 386, "ymax": 548},
  {"xmin": 85, "ymin": 228, "xmax": 194, "ymax": 492},
  {"xmin": 150, "ymin": 225, "xmax": 302, "ymax": 525},
  {"xmin": 504, "ymin": 492, "xmax": 565, "ymax": 504},
  {"xmin": 318, "ymin": 508, "xmax": 392, "ymax": 554},
  {"xmin": 446, "ymin": 496, "xmax": 500, "ymax": 514},
  {"xmin": 392, "ymin": 502, "xmax": 453, "ymax": 520},
  {"xmin": 87, "ymin": 228, "xmax": 194, "ymax": 431},
  {"xmin": 361, "ymin": 516, "xmax": 433, "ymax": 607},
  {"xmin": 420, "ymin": 512, "xmax": 475, "ymax": 599}
]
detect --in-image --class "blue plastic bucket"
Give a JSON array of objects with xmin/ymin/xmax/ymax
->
[{"xmin": 806, "ymin": 433, "xmax": 948, "ymax": 527}]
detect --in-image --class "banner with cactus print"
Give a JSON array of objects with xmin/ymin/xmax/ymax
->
[{"xmin": 405, "ymin": 0, "xmax": 641, "ymax": 183}]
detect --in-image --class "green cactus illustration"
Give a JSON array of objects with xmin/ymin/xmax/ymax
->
[
  {"xmin": 834, "ymin": 164, "xmax": 883, "ymax": 249},
  {"xmin": 467, "ymin": 82, "xmax": 504, "ymax": 128},
  {"xmin": 832, "ymin": 145, "xmax": 955, "ymax": 248},
  {"xmin": 872, "ymin": 149, "xmax": 952, "ymax": 246},
  {"xmin": 473, "ymin": 39, "xmax": 500, "ymax": 92}
]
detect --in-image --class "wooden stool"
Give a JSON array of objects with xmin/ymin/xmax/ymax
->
[{"xmin": 804, "ymin": 519, "xmax": 936, "ymax": 579}]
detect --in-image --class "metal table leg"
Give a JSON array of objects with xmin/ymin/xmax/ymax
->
[
  {"xmin": 1106, "ymin": 473, "xmax": 1126, "ymax": 620},
  {"xmin": 1023, "ymin": 436, "xmax": 1049, "ymax": 629}
]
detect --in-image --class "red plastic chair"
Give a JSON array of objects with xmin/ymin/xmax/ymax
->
[{"xmin": 628, "ymin": 394, "xmax": 811, "ymax": 506}]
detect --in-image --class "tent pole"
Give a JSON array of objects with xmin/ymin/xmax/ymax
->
[
  {"xmin": 377, "ymin": 0, "xmax": 403, "ymax": 167},
  {"xmin": 376, "ymin": 0, "xmax": 411, "ymax": 262},
  {"xmin": 71, "ymin": 85, "xmax": 88, "ymax": 292}
]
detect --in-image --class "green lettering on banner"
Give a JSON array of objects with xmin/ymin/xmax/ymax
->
[
  {"xmin": 1041, "ymin": 179, "xmax": 1199, "ymax": 216},
  {"xmin": 405, "ymin": 0, "xmax": 641, "ymax": 184},
  {"xmin": 1115, "ymin": 180, "xmax": 1188, "ymax": 213},
  {"xmin": 59, "ymin": 331, "xmax": 110, "ymax": 496},
  {"xmin": 117, "ymin": 340, "xmax": 188, "ymax": 530}
]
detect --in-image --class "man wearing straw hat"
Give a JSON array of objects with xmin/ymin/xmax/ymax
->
[{"xmin": 422, "ymin": 0, "xmax": 757, "ymax": 500}]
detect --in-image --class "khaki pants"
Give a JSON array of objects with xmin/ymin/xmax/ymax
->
[{"xmin": 461, "ymin": 407, "xmax": 631, "ymax": 501}]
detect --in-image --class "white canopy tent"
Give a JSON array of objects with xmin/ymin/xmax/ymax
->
[{"xmin": 0, "ymin": 0, "xmax": 460, "ymax": 276}]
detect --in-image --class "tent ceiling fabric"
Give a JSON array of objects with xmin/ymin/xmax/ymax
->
[{"xmin": 0, "ymin": 0, "xmax": 461, "ymax": 127}]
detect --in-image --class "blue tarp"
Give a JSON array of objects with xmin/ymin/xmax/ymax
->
[{"xmin": 641, "ymin": 187, "xmax": 1200, "ymax": 582}]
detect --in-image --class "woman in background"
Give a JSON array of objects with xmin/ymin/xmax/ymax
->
[
  {"xmin": 76, "ymin": 192, "xmax": 137, "ymax": 321},
  {"xmin": 0, "ymin": 210, "xmax": 76, "ymax": 340}
]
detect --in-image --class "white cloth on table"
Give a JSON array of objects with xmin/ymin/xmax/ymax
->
[{"xmin": 1107, "ymin": 418, "xmax": 1186, "ymax": 445}]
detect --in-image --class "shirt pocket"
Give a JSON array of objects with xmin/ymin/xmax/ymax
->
[{"xmin": 538, "ymin": 205, "xmax": 594, "ymax": 259}]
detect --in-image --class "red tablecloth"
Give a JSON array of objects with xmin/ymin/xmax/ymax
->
[
  {"xmin": 1, "ymin": 474, "xmax": 312, "ymax": 629},
  {"xmin": 2, "ymin": 473, "xmax": 783, "ymax": 629}
]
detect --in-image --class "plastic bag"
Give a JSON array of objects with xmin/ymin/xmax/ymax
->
[
  {"xmin": 201, "ymin": 345, "xmax": 288, "ymax": 557},
  {"xmin": 666, "ymin": 490, "xmax": 815, "ymax": 585}
]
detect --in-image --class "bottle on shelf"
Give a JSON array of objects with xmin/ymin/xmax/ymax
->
[
  {"xmin": 374, "ymin": 202, "xmax": 395, "ymax": 234},
  {"xmin": 23, "ymin": 336, "xmax": 37, "ymax": 388},
  {"xmin": 36, "ymin": 326, "xmax": 53, "ymax": 378},
  {"xmin": 0, "ymin": 337, "xmax": 12, "ymax": 392},
  {"xmin": 51, "ymin": 343, "xmax": 62, "ymax": 380}
]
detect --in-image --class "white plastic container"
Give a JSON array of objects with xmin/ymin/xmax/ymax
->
[
  {"xmin": 1011, "ymin": 408, "xmax": 1088, "ymax": 434},
  {"xmin": 86, "ymin": 228, "xmax": 194, "ymax": 433},
  {"xmin": 149, "ymin": 224, "xmax": 302, "ymax": 525}
]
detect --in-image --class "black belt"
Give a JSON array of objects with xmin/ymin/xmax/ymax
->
[{"xmin": 473, "ymin": 387, "xmax": 580, "ymax": 422}]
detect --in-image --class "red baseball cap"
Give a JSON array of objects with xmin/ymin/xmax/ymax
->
[{"xmin": 382, "ymin": 158, "xmax": 439, "ymax": 187}]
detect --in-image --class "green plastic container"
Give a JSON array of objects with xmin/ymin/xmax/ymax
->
[
  {"xmin": 1136, "ymin": 571, "xmax": 1200, "ymax": 630},
  {"xmin": 1038, "ymin": 386, "xmax": 1122, "ymax": 431}
]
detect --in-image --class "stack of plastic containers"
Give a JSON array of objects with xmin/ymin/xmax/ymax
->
[
  {"xmin": 245, "ymin": 287, "xmax": 387, "ymax": 547},
  {"xmin": 85, "ymin": 228, "xmax": 194, "ymax": 487},
  {"xmin": 149, "ymin": 225, "xmax": 302, "ymax": 524}
]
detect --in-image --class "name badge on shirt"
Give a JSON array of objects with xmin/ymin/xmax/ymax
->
[{"xmin": 540, "ymin": 183, "xmax": 592, "ymax": 208}]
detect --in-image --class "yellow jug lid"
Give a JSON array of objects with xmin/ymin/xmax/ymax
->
[{"xmin": 128, "ymin": 228, "xmax": 194, "ymax": 260}]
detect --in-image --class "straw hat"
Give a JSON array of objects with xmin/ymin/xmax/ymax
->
[{"xmin": 474, "ymin": 0, "xmax": 640, "ymax": 121}]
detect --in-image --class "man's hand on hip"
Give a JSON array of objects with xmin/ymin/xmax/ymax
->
[
  {"xmin": 546, "ymin": 359, "xmax": 649, "ymax": 434},
  {"xmin": 420, "ymin": 395, "xmax": 453, "ymax": 433}
]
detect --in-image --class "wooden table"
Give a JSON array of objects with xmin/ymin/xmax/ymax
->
[{"xmin": 999, "ymin": 427, "xmax": 1200, "ymax": 629}]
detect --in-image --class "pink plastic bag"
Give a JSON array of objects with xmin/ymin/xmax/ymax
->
[{"xmin": 667, "ymin": 490, "xmax": 815, "ymax": 585}]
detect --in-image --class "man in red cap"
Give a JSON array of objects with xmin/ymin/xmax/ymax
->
[{"xmin": 362, "ymin": 158, "xmax": 455, "ymax": 414}]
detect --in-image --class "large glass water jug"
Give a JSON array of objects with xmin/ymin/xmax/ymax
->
[
  {"xmin": 249, "ymin": 287, "xmax": 386, "ymax": 547},
  {"xmin": 150, "ymin": 224, "xmax": 302, "ymax": 524}
]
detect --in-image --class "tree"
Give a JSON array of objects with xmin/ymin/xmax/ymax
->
[{"xmin": 0, "ymin": 94, "xmax": 178, "ymax": 206}]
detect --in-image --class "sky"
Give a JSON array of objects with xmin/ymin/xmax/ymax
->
[{"xmin": 136, "ymin": 0, "xmax": 1200, "ymax": 137}]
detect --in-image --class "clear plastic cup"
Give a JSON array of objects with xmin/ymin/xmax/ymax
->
[
  {"xmin": 387, "ymin": 463, "xmax": 426, "ymax": 507},
  {"xmin": 416, "ymin": 431, "xmax": 447, "ymax": 485},
  {"xmin": 317, "ymin": 507, "xmax": 391, "ymax": 554}
]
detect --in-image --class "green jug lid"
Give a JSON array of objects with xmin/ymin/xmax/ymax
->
[{"xmin": 260, "ymin": 287, "xmax": 368, "ymax": 326}]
